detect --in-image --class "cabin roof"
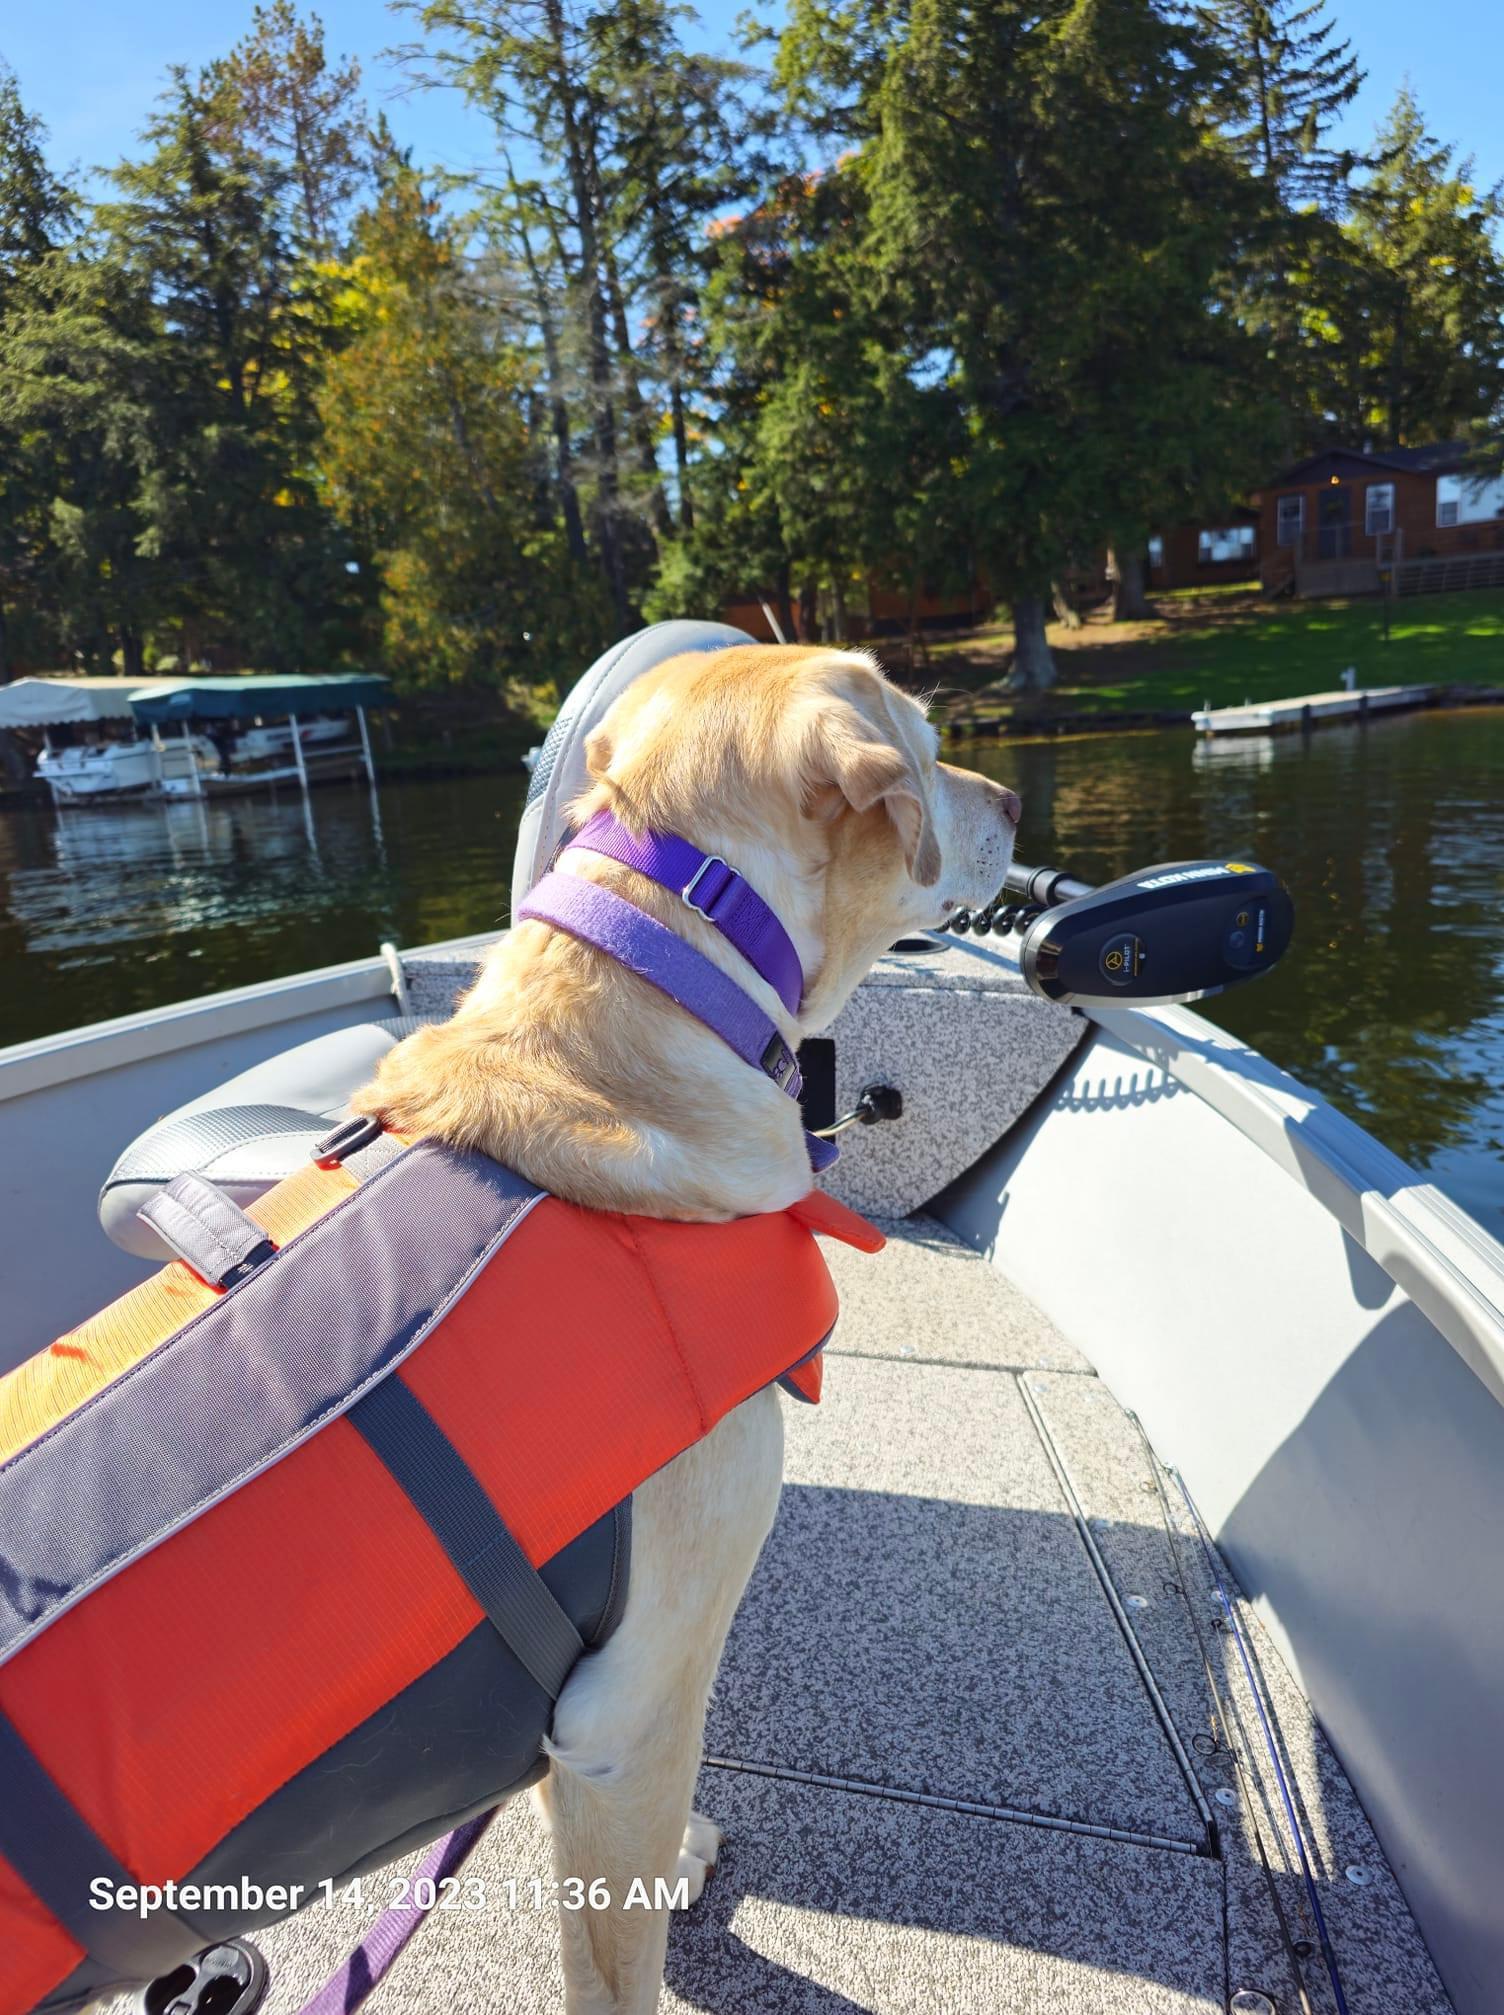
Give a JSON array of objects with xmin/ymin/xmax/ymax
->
[{"xmin": 1270, "ymin": 440, "xmax": 1471, "ymax": 487}]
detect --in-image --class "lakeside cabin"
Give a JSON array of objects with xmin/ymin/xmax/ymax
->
[
  {"xmin": 1149, "ymin": 441, "xmax": 1504, "ymax": 600},
  {"xmin": 721, "ymin": 441, "xmax": 1504, "ymax": 635}
]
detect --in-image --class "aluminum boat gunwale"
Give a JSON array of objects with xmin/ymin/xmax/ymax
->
[{"xmin": 1, "ymin": 926, "xmax": 1499, "ymax": 2014}]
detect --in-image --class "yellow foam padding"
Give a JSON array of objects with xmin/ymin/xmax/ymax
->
[{"xmin": 0, "ymin": 1160, "xmax": 359, "ymax": 1467}]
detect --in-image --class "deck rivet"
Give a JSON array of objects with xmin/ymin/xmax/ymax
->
[
  {"xmin": 1214, "ymin": 1788, "xmax": 1240, "ymax": 1808},
  {"xmin": 1345, "ymin": 1864, "xmax": 1373, "ymax": 1886},
  {"xmin": 1230, "ymin": 1993, "xmax": 1277, "ymax": 2015}
]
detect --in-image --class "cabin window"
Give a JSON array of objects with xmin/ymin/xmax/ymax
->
[
  {"xmin": 1147, "ymin": 535, "xmax": 1165, "ymax": 569},
  {"xmin": 1437, "ymin": 472, "xmax": 1504, "ymax": 527},
  {"xmin": 1198, "ymin": 525, "xmax": 1256, "ymax": 564},
  {"xmin": 1364, "ymin": 483, "xmax": 1395, "ymax": 535},
  {"xmin": 1276, "ymin": 495, "xmax": 1304, "ymax": 546}
]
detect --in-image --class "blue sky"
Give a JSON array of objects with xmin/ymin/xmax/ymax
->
[{"xmin": 4, "ymin": 0, "xmax": 1501, "ymax": 204}]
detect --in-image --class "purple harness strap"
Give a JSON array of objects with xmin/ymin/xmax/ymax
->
[
  {"xmin": 517, "ymin": 866, "xmax": 838, "ymax": 1174},
  {"xmin": 570, "ymin": 810, "xmax": 805, "ymax": 1016},
  {"xmin": 297, "ymin": 1815, "xmax": 493, "ymax": 2014}
]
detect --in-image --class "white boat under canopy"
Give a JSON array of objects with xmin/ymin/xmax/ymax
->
[
  {"xmin": 1, "ymin": 628, "xmax": 1499, "ymax": 2015},
  {"xmin": 0, "ymin": 672, "xmax": 391, "ymax": 805}
]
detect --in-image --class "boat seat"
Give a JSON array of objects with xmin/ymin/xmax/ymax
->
[{"xmin": 99, "ymin": 1015, "xmax": 434, "ymax": 1260}]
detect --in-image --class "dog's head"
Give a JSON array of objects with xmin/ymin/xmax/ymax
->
[{"xmin": 571, "ymin": 645, "xmax": 1019, "ymax": 1028}]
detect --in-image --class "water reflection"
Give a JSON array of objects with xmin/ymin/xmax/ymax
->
[
  {"xmin": 0, "ymin": 711, "xmax": 1499, "ymax": 1232},
  {"xmin": 0, "ymin": 772, "xmax": 529, "ymax": 1034},
  {"xmin": 1190, "ymin": 733, "xmax": 1278, "ymax": 773},
  {"xmin": 963, "ymin": 710, "xmax": 1504, "ymax": 1233}
]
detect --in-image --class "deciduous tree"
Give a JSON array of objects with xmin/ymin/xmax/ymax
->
[{"xmin": 317, "ymin": 165, "xmax": 587, "ymax": 686}]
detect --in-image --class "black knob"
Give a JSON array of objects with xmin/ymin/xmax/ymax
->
[{"xmin": 858, "ymin": 1084, "xmax": 903, "ymax": 1124}]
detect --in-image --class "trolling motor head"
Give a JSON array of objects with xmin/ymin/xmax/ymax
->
[{"xmin": 952, "ymin": 857, "xmax": 1294, "ymax": 1008}]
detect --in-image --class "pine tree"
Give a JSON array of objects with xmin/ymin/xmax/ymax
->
[
  {"xmin": 1210, "ymin": 0, "xmax": 1373, "ymax": 455},
  {"xmin": 1, "ymin": 253, "xmax": 162, "ymax": 676},
  {"xmin": 778, "ymin": 0, "xmax": 1273, "ymax": 687},
  {"xmin": 0, "ymin": 71, "xmax": 74, "ymax": 304},
  {"xmin": 595, "ymin": 2, "xmax": 757, "ymax": 535},
  {"xmin": 209, "ymin": 3, "xmax": 369, "ymax": 254},
  {"xmin": 96, "ymin": 67, "xmax": 361, "ymax": 669},
  {"xmin": 0, "ymin": 70, "xmax": 77, "ymax": 678},
  {"xmin": 1213, "ymin": 0, "xmax": 1365, "ymax": 213},
  {"xmin": 1347, "ymin": 91, "xmax": 1504, "ymax": 450}
]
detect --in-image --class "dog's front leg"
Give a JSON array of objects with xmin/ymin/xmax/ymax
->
[{"xmin": 537, "ymin": 1387, "xmax": 784, "ymax": 2014}]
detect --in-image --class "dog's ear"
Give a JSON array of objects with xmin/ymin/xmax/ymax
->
[{"xmin": 799, "ymin": 661, "xmax": 941, "ymax": 887}]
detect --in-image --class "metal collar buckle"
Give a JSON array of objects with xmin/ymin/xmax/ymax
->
[
  {"xmin": 681, "ymin": 855, "xmax": 732, "ymax": 919},
  {"xmin": 761, "ymin": 1032, "xmax": 802, "ymax": 1096}
]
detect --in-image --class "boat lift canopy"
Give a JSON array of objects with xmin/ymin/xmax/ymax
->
[
  {"xmin": 0, "ymin": 677, "xmax": 177, "ymax": 731},
  {"xmin": 127, "ymin": 673, "xmax": 391, "ymax": 724}
]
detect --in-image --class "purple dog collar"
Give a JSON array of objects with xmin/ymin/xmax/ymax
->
[
  {"xmin": 515, "ymin": 869, "xmax": 838, "ymax": 1174},
  {"xmin": 567, "ymin": 810, "xmax": 805, "ymax": 1016}
]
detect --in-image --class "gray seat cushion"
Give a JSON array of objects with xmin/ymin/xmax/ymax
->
[
  {"xmin": 510, "ymin": 619, "xmax": 752, "ymax": 914},
  {"xmin": 99, "ymin": 1016, "xmax": 432, "ymax": 1259}
]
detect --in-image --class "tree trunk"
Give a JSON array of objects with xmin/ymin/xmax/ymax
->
[
  {"xmin": 601, "ymin": 243, "xmax": 672, "ymax": 540},
  {"xmin": 515, "ymin": 224, "xmax": 588, "ymax": 565},
  {"xmin": 120, "ymin": 627, "xmax": 146, "ymax": 681},
  {"xmin": 830, "ymin": 575, "xmax": 849, "ymax": 643},
  {"xmin": 0, "ymin": 599, "xmax": 10, "ymax": 684},
  {"xmin": 1050, "ymin": 578, "xmax": 1082, "ymax": 629},
  {"xmin": 775, "ymin": 561, "xmax": 794, "ymax": 648},
  {"xmin": 1108, "ymin": 547, "xmax": 1152, "ymax": 622},
  {"xmin": 669, "ymin": 380, "xmax": 693, "ymax": 532},
  {"xmin": 1007, "ymin": 595, "xmax": 1056, "ymax": 692},
  {"xmin": 797, "ymin": 582, "xmax": 817, "ymax": 642},
  {"xmin": 542, "ymin": 0, "xmax": 627, "ymax": 626},
  {"xmin": 1388, "ymin": 298, "xmax": 1406, "ymax": 450}
]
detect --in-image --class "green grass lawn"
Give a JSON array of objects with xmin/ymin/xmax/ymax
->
[{"xmin": 914, "ymin": 588, "xmax": 1504, "ymax": 720}]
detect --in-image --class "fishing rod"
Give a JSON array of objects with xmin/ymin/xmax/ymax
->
[{"xmin": 941, "ymin": 856, "xmax": 1295, "ymax": 1009}]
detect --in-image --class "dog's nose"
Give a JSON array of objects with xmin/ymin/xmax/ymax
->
[{"xmin": 999, "ymin": 788, "xmax": 1022, "ymax": 828}]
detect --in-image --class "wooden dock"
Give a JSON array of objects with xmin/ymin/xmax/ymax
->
[{"xmin": 1192, "ymin": 683, "xmax": 1435, "ymax": 736}]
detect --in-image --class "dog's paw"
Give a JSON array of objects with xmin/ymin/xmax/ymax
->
[{"xmin": 673, "ymin": 1811, "xmax": 722, "ymax": 1907}]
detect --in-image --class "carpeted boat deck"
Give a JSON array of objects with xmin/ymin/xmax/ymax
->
[{"xmin": 106, "ymin": 1216, "xmax": 1451, "ymax": 2014}]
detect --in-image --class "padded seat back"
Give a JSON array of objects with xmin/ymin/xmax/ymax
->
[{"xmin": 99, "ymin": 1016, "xmax": 432, "ymax": 1259}]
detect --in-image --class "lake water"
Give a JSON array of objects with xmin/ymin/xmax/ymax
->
[{"xmin": 2, "ymin": 707, "xmax": 1500, "ymax": 1234}]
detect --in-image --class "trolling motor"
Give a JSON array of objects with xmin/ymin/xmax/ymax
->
[{"xmin": 945, "ymin": 857, "xmax": 1294, "ymax": 1007}]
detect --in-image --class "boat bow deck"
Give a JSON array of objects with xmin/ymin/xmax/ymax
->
[{"xmin": 107, "ymin": 1219, "xmax": 1449, "ymax": 2014}]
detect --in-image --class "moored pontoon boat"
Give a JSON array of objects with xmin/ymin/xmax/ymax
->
[{"xmin": 2, "ymin": 624, "xmax": 1500, "ymax": 2015}]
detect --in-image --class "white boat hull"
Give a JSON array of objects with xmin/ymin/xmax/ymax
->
[
  {"xmin": 1, "ymin": 939, "xmax": 1500, "ymax": 2009},
  {"xmin": 938, "ymin": 996, "xmax": 1504, "ymax": 2013}
]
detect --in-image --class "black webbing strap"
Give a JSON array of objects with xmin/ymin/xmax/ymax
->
[
  {"xmin": 348, "ymin": 1376, "xmax": 584, "ymax": 1700},
  {"xmin": 0, "ymin": 1709, "xmax": 204, "ymax": 1977}
]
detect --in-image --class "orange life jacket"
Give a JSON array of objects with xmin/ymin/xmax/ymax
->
[{"xmin": 0, "ymin": 1129, "xmax": 881, "ymax": 2015}]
